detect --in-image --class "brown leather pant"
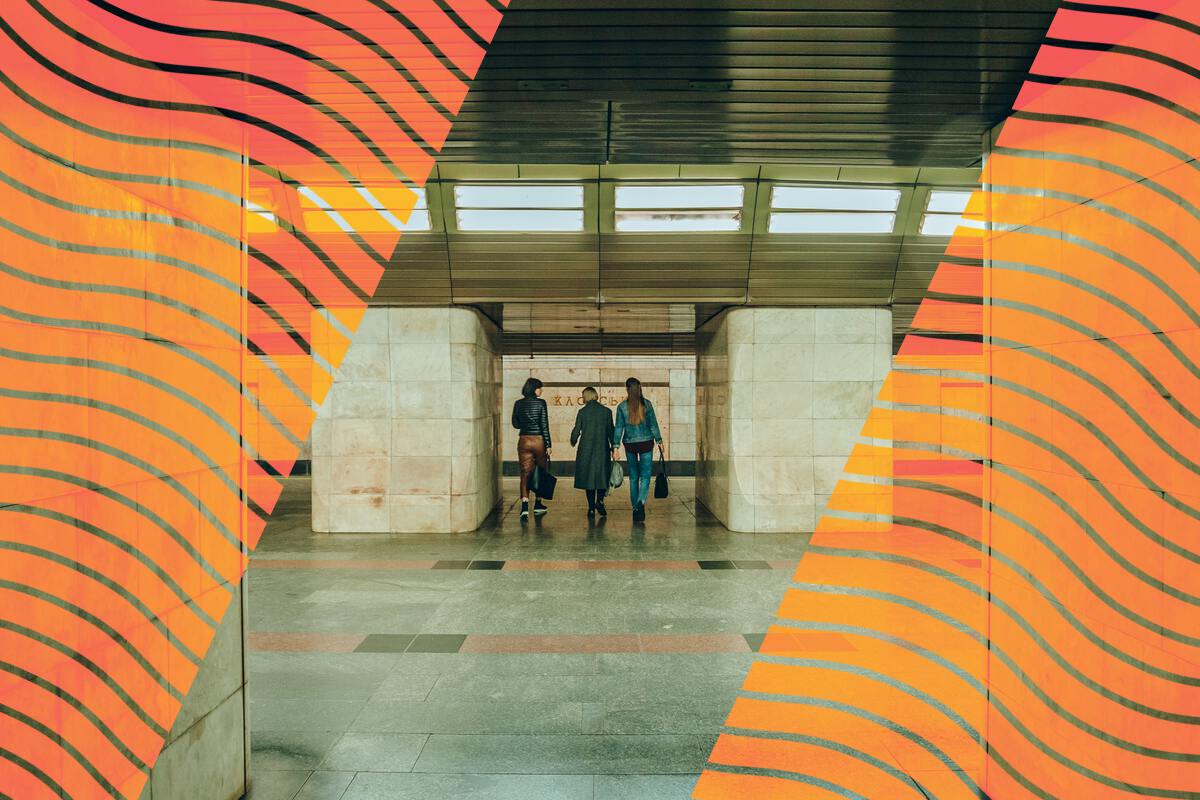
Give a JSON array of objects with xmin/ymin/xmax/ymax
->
[{"xmin": 517, "ymin": 435, "xmax": 548, "ymax": 499}]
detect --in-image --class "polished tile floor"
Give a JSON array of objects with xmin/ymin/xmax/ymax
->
[{"xmin": 244, "ymin": 478, "xmax": 808, "ymax": 800}]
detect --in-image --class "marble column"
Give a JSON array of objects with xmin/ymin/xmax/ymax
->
[
  {"xmin": 312, "ymin": 307, "xmax": 502, "ymax": 533},
  {"xmin": 141, "ymin": 586, "xmax": 247, "ymax": 800},
  {"xmin": 696, "ymin": 307, "xmax": 891, "ymax": 532}
]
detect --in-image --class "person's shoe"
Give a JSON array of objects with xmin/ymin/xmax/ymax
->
[
  {"xmin": 520, "ymin": 500, "xmax": 530, "ymax": 519},
  {"xmin": 534, "ymin": 501, "xmax": 549, "ymax": 516},
  {"xmin": 636, "ymin": 504, "xmax": 646, "ymax": 523},
  {"xmin": 596, "ymin": 502, "xmax": 607, "ymax": 517}
]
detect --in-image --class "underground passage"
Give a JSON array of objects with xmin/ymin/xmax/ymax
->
[{"xmin": 1, "ymin": 1, "xmax": 1197, "ymax": 799}]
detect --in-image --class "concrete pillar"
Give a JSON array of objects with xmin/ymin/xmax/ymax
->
[
  {"xmin": 696, "ymin": 307, "xmax": 891, "ymax": 532},
  {"xmin": 141, "ymin": 586, "xmax": 248, "ymax": 800},
  {"xmin": 312, "ymin": 307, "xmax": 502, "ymax": 533}
]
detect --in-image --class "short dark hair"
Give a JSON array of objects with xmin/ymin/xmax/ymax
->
[{"xmin": 521, "ymin": 377, "xmax": 543, "ymax": 398}]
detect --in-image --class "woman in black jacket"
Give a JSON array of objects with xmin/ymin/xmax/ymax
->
[
  {"xmin": 512, "ymin": 377, "xmax": 552, "ymax": 518},
  {"xmin": 570, "ymin": 386, "xmax": 614, "ymax": 517}
]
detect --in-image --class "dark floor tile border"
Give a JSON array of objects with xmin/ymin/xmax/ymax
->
[
  {"xmin": 355, "ymin": 634, "xmax": 415, "ymax": 653},
  {"xmin": 254, "ymin": 558, "xmax": 798, "ymax": 572},
  {"xmin": 408, "ymin": 634, "xmax": 468, "ymax": 653},
  {"xmin": 464, "ymin": 633, "xmax": 752, "ymax": 654},
  {"xmin": 254, "ymin": 632, "xmax": 768, "ymax": 655}
]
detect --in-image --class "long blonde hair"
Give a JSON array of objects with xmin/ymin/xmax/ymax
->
[{"xmin": 625, "ymin": 377, "xmax": 645, "ymax": 425}]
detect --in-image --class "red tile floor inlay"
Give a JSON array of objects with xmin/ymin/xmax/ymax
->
[{"xmin": 251, "ymin": 559, "xmax": 440, "ymax": 569}]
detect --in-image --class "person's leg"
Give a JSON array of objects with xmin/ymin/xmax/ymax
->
[
  {"xmin": 586, "ymin": 489, "xmax": 596, "ymax": 509},
  {"xmin": 517, "ymin": 439, "xmax": 531, "ymax": 499},
  {"xmin": 531, "ymin": 439, "xmax": 549, "ymax": 513},
  {"xmin": 626, "ymin": 451, "xmax": 640, "ymax": 506},
  {"xmin": 636, "ymin": 450, "xmax": 653, "ymax": 510},
  {"xmin": 517, "ymin": 437, "xmax": 533, "ymax": 516},
  {"xmin": 596, "ymin": 488, "xmax": 607, "ymax": 516}
]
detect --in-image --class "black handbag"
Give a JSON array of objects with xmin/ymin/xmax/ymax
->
[
  {"xmin": 653, "ymin": 447, "xmax": 669, "ymax": 499},
  {"xmin": 530, "ymin": 459, "xmax": 557, "ymax": 500}
]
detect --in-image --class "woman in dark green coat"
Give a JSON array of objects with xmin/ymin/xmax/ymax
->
[{"xmin": 570, "ymin": 386, "xmax": 615, "ymax": 517}]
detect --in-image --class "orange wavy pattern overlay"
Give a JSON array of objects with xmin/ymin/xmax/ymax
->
[
  {"xmin": 0, "ymin": 1, "xmax": 507, "ymax": 796},
  {"xmin": 696, "ymin": 1, "xmax": 1200, "ymax": 798}
]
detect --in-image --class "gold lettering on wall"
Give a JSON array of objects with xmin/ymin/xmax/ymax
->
[
  {"xmin": 551, "ymin": 392, "xmax": 626, "ymax": 408},
  {"xmin": 501, "ymin": 358, "xmax": 697, "ymax": 464}
]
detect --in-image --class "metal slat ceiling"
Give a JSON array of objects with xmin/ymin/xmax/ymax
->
[
  {"xmin": 371, "ymin": 165, "xmax": 980, "ymax": 319},
  {"xmin": 364, "ymin": 2, "xmax": 1055, "ymax": 351},
  {"xmin": 443, "ymin": 0, "xmax": 1057, "ymax": 165}
]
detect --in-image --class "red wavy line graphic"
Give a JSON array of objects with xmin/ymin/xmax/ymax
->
[
  {"xmin": 696, "ymin": 1, "xmax": 1200, "ymax": 797},
  {"xmin": 0, "ymin": 1, "xmax": 508, "ymax": 796}
]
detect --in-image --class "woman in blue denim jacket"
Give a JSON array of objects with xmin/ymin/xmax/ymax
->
[{"xmin": 611, "ymin": 377, "xmax": 663, "ymax": 523}]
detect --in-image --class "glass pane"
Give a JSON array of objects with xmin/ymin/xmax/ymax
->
[
  {"xmin": 615, "ymin": 210, "xmax": 743, "ymax": 232},
  {"xmin": 771, "ymin": 186, "xmax": 901, "ymax": 211},
  {"xmin": 454, "ymin": 184, "xmax": 583, "ymax": 209},
  {"xmin": 356, "ymin": 186, "xmax": 427, "ymax": 210},
  {"xmin": 457, "ymin": 209, "xmax": 584, "ymax": 232},
  {"xmin": 926, "ymin": 190, "xmax": 972, "ymax": 213},
  {"xmin": 302, "ymin": 209, "xmax": 354, "ymax": 233},
  {"xmin": 298, "ymin": 186, "xmax": 425, "ymax": 213},
  {"xmin": 301, "ymin": 209, "xmax": 431, "ymax": 233},
  {"xmin": 615, "ymin": 184, "xmax": 744, "ymax": 209},
  {"xmin": 247, "ymin": 201, "xmax": 275, "ymax": 222},
  {"xmin": 769, "ymin": 212, "xmax": 896, "ymax": 234},
  {"xmin": 246, "ymin": 205, "xmax": 277, "ymax": 234},
  {"xmin": 391, "ymin": 209, "xmax": 431, "ymax": 231},
  {"xmin": 919, "ymin": 213, "xmax": 984, "ymax": 236},
  {"xmin": 297, "ymin": 186, "xmax": 332, "ymax": 210}
]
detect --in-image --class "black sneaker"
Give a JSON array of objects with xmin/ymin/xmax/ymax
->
[
  {"xmin": 520, "ymin": 500, "xmax": 530, "ymax": 519},
  {"xmin": 534, "ymin": 501, "xmax": 549, "ymax": 516},
  {"xmin": 636, "ymin": 504, "xmax": 646, "ymax": 523}
]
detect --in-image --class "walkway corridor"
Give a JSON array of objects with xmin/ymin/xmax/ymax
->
[{"xmin": 244, "ymin": 479, "xmax": 808, "ymax": 800}]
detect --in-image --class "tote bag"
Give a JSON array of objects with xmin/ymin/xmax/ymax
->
[
  {"xmin": 653, "ymin": 448, "xmax": 669, "ymax": 499},
  {"xmin": 530, "ymin": 459, "xmax": 557, "ymax": 500},
  {"xmin": 609, "ymin": 460, "xmax": 624, "ymax": 489}
]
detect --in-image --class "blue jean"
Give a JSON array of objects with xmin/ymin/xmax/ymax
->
[{"xmin": 626, "ymin": 450, "xmax": 654, "ymax": 508}]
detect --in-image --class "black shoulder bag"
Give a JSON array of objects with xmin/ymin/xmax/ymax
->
[
  {"xmin": 653, "ymin": 445, "xmax": 669, "ymax": 499},
  {"xmin": 531, "ymin": 457, "xmax": 557, "ymax": 500}
]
